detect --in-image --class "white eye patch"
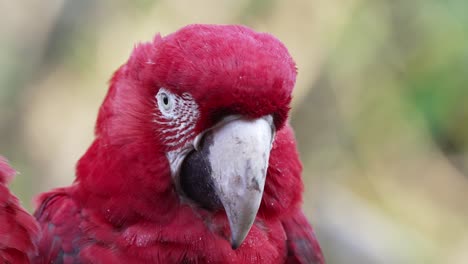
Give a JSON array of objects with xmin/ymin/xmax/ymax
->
[{"xmin": 154, "ymin": 88, "xmax": 200, "ymax": 149}]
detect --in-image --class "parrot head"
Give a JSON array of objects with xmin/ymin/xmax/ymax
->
[{"xmin": 77, "ymin": 24, "xmax": 299, "ymax": 249}]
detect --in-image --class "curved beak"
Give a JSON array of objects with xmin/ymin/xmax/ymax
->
[{"xmin": 186, "ymin": 115, "xmax": 275, "ymax": 249}]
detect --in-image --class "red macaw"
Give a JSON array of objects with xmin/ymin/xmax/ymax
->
[
  {"xmin": 33, "ymin": 24, "xmax": 325, "ymax": 264},
  {"xmin": 0, "ymin": 157, "xmax": 39, "ymax": 264}
]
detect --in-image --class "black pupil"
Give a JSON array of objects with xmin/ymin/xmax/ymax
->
[{"xmin": 163, "ymin": 95, "xmax": 169, "ymax": 105}]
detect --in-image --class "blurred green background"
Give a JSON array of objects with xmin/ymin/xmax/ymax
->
[{"xmin": 1, "ymin": 1, "xmax": 467, "ymax": 263}]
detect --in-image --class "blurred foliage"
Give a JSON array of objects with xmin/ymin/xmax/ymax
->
[{"xmin": 1, "ymin": 0, "xmax": 467, "ymax": 263}]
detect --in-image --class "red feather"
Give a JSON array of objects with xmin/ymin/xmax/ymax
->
[
  {"xmin": 283, "ymin": 210, "xmax": 325, "ymax": 264},
  {"xmin": 0, "ymin": 157, "xmax": 39, "ymax": 264}
]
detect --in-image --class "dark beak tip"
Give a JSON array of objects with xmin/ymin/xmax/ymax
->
[{"xmin": 231, "ymin": 240, "xmax": 241, "ymax": 250}]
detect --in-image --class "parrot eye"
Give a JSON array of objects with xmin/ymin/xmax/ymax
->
[{"xmin": 156, "ymin": 89, "xmax": 175, "ymax": 115}]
